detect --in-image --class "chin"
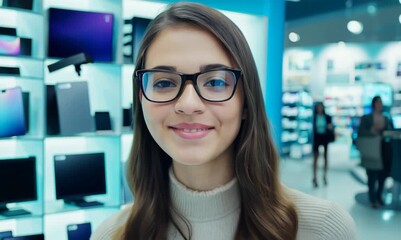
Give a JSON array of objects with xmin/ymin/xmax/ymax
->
[{"xmin": 172, "ymin": 157, "xmax": 209, "ymax": 167}]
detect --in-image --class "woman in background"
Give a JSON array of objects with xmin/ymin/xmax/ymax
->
[
  {"xmin": 92, "ymin": 2, "xmax": 355, "ymax": 239},
  {"xmin": 312, "ymin": 102, "xmax": 333, "ymax": 188},
  {"xmin": 358, "ymin": 96, "xmax": 393, "ymax": 208}
]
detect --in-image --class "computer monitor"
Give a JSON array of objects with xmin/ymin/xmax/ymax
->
[
  {"xmin": 54, "ymin": 153, "xmax": 106, "ymax": 207},
  {"xmin": 0, "ymin": 157, "xmax": 37, "ymax": 216},
  {"xmin": 3, "ymin": 234, "xmax": 44, "ymax": 240},
  {"xmin": 48, "ymin": 8, "xmax": 114, "ymax": 62},
  {"xmin": 2, "ymin": 0, "xmax": 34, "ymax": 10},
  {"xmin": 392, "ymin": 115, "xmax": 401, "ymax": 129}
]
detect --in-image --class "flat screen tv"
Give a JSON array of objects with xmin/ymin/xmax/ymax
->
[
  {"xmin": 54, "ymin": 152, "xmax": 106, "ymax": 207},
  {"xmin": 48, "ymin": 8, "xmax": 114, "ymax": 62},
  {"xmin": 0, "ymin": 157, "xmax": 37, "ymax": 216}
]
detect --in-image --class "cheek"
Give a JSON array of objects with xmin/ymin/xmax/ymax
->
[
  {"xmin": 141, "ymin": 102, "xmax": 156, "ymax": 133},
  {"xmin": 219, "ymin": 102, "xmax": 244, "ymax": 131},
  {"xmin": 141, "ymin": 102, "xmax": 168, "ymax": 136}
]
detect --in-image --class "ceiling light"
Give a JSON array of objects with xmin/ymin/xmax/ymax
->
[
  {"xmin": 347, "ymin": 20, "xmax": 363, "ymax": 34},
  {"xmin": 367, "ymin": 4, "xmax": 377, "ymax": 15},
  {"xmin": 289, "ymin": 32, "xmax": 300, "ymax": 42},
  {"xmin": 399, "ymin": 14, "xmax": 401, "ymax": 24}
]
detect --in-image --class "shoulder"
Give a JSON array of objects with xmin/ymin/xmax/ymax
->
[
  {"xmin": 90, "ymin": 204, "xmax": 132, "ymax": 240},
  {"xmin": 284, "ymin": 187, "xmax": 356, "ymax": 240}
]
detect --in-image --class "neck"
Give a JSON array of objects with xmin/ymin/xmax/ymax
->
[
  {"xmin": 373, "ymin": 109, "xmax": 382, "ymax": 114},
  {"xmin": 172, "ymin": 155, "xmax": 234, "ymax": 191}
]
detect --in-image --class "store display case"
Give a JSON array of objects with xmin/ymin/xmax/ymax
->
[{"xmin": 281, "ymin": 90, "xmax": 313, "ymax": 159}]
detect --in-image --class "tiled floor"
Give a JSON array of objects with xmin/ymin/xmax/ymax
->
[{"xmin": 280, "ymin": 153, "xmax": 401, "ymax": 240}]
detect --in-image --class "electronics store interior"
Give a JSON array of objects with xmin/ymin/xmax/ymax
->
[{"xmin": 0, "ymin": 0, "xmax": 400, "ymax": 239}]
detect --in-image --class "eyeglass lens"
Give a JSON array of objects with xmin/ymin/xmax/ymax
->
[{"xmin": 141, "ymin": 70, "xmax": 237, "ymax": 102}]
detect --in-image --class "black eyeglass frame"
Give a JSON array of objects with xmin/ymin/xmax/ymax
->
[{"xmin": 135, "ymin": 67, "xmax": 242, "ymax": 103}]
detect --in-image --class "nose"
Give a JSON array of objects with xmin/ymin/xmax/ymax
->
[{"xmin": 174, "ymin": 82, "xmax": 205, "ymax": 115}]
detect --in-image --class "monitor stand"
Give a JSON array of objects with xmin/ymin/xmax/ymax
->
[
  {"xmin": 64, "ymin": 198, "xmax": 104, "ymax": 208},
  {"xmin": 0, "ymin": 204, "xmax": 31, "ymax": 217}
]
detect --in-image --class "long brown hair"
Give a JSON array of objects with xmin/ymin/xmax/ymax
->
[{"xmin": 116, "ymin": 2, "xmax": 298, "ymax": 239}]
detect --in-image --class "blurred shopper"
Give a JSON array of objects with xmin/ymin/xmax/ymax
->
[
  {"xmin": 312, "ymin": 102, "xmax": 334, "ymax": 188},
  {"xmin": 357, "ymin": 96, "xmax": 393, "ymax": 208}
]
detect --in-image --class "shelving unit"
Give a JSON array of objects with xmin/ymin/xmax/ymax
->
[
  {"xmin": 324, "ymin": 85, "xmax": 364, "ymax": 143},
  {"xmin": 0, "ymin": 0, "xmax": 127, "ymax": 238},
  {"xmin": 281, "ymin": 90, "xmax": 313, "ymax": 159}
]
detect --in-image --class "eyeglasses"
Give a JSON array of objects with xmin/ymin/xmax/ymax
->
[{"xmin": 135, "ymin": 67, "xmax": 241, "ymax": 103}]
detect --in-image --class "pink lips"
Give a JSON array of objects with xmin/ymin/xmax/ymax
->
[{"xmin": 170, "ymin": 123, "xmax": 213, "ymax": 140}]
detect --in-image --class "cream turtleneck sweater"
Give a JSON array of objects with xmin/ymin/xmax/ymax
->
[{"xmin": 91, "ymin": 170, "xmax": 356, "ymax": 239}]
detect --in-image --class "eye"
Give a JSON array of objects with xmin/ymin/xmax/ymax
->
[
  {"xmin": 204, "ymin": 78, "xmax": 228, "ymax": 88},
  {"xmin": 153, "ymin": 79, "xmax": 177, "ymax": 89}
]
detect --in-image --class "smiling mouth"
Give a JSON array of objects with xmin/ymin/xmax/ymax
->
[
  {"xmin": 169, "ymin": 126, "xmax": 214, "ymax": 140},
  {"xmin": 178, "ymin": 128, "xmax": 211, "ymax": 133}
]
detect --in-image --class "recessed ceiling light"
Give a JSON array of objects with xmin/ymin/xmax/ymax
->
[
  {"xmin": 347, "ymin": 20, "xmax": 363, "ymax": 34},
  {"xmin": 367, "ymin": 4, "xmax": 377, "ymax": 15},
  {"xmin": 289, "ymin": 32, "xmax": 300, "ymax": 42}
]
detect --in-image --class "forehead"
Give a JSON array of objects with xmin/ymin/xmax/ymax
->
[{"xmin": 144, "ymin": 25, "xmax": 234, "ymax": 72}]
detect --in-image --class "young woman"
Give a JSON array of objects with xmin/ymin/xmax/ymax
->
[
  {"xmin": 92, "ymin": 2, "xmax": 355, "ymax": 240},
  {"xmin": 358, "ymin": 96, "xmax": 393, "ymax": 208},
  {"xmin": 312, "ymin": 102, "xmax": 334, "ymax": 188}
]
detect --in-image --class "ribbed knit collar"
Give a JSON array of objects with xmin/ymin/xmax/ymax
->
[{"xmin": 169, "ymin": 168, "xmax": 241, "ymax": 222}]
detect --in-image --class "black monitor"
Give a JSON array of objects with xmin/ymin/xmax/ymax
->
[
  {"xmin": 4, "ymin": 234, "xmax": 44, "ymax": 240},
  {"xmin": 48, "ymin": 8, "xmax": 114, "ymax": 62},
  {"xmin": 0, "ymin": 157, "xmax": 37, "ymax": 216},
  {"xmin": 54, "ymin": 153, "xmax": 106, "ymax": 207},
  {"xmin": 2, "ymin": 0, "xmax": 34, "ymax": 10}
]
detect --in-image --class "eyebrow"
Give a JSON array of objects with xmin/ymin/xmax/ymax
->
[
  {"xmin": 150, "ymin": 64, "xmax": 231, "ymax": 72},
  {"xmin": 151, "ymin": 65, "xmax": 176, "ymax": 71},
  {"xmin": 200, "ymin": 64, "xmax": 230, "ymax": 72}
]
